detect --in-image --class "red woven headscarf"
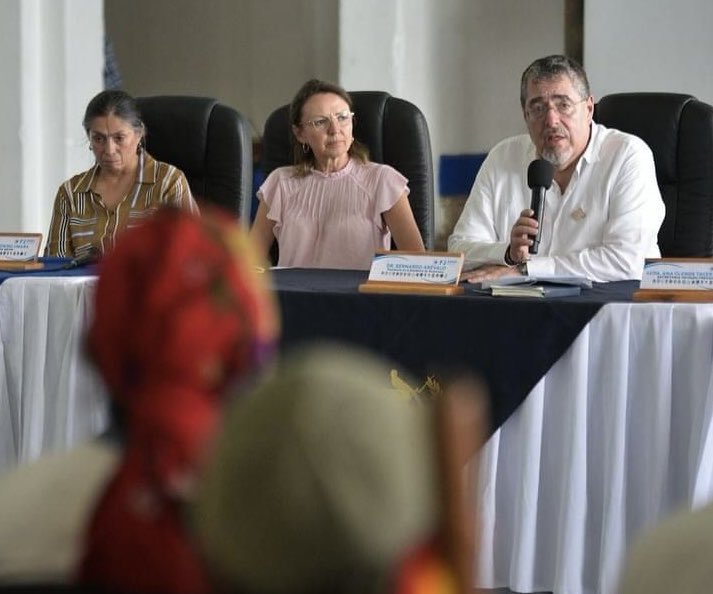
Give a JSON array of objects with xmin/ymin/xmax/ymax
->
[{"xmin": 79, "ymin": 206, "xmax": 278, "ymax": 594}]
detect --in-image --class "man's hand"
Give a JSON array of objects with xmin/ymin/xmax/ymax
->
[
  {"xmin": 508, "ymin": 208, "xmax": 538, "ymax": 263},
  {"xmin": 460, "ymin": 264, "xmax": 521, "ymax": 284}
]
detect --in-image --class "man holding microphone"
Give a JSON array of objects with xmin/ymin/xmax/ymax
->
[{"xmin": 449, "ymin": 54, "xmax": 664, "ymax": 283}]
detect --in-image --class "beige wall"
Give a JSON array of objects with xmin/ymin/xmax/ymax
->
[
  {"xmin": 105, "ymin": 0, "xmax": 338, "ymax": 137},
  {"xmin": 105, "ymin": 0, "xmax": 564, "ymax": 235},
  {"xmin": 106, "ymin": 0, "xmax": 565, "ymax": 149},
  {"xmin": 106, "ymin": 0, "xmax": 564, "ymax": 150}
]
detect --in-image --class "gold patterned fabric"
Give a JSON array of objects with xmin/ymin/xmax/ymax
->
[{"xmin": 45, "ymin": 151, "xmax": 198, "ymax": 258}]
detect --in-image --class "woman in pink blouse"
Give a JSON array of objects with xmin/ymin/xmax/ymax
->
[{"xmin": 250, "ymin": 79, "xmax": 425, "ymax": 270}]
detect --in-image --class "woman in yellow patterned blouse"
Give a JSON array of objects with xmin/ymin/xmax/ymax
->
[{"xmin": 46, "ymin": 90, "xmax": 198, "ymax": 258}]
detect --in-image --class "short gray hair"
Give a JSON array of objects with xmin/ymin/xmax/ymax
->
[{"xmin": 520, "ymin": 55, "xmax": 591, "ymax": 108}]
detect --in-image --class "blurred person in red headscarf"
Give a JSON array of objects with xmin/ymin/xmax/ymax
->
[{"xmin": 77, "ymin": 205, "xmax": 279, "ymax": 594}]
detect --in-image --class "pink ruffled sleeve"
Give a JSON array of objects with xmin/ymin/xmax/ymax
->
[
  {"xmin": 256, "ymin": 167, "xmax": 289, "ymax": 227},
  {"xmin": 371, "ymin": 164, "xmax": 410, "ymax": 228}
]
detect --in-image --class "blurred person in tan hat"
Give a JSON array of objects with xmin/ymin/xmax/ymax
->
[
  {"xmin": 193, "ymin": 344, "xmax": 486, "ymax": 594},
  {"xmin": 618, "ymin": 500, "xmax": 713, "ymax": 594}
]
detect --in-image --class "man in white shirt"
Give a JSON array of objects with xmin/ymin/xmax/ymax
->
[{"xmin": 448, "ymin": 55, "xmax": 665, "ymax": 283}]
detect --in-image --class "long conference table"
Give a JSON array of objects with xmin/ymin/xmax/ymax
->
[{"xmin": 2, "ymin": 266, "xmax": 713, "ymax": 594}]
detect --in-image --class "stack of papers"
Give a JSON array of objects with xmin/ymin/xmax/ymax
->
[{"xmin": 481, "ymin": 275, "xmax": 592, "ymax": 298}]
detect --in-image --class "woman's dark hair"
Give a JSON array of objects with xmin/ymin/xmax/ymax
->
[
  {"xmin": 288, "ymin": 79, "xmax": 369, "ymax": 176},
  {"xmin": 82, "ymin": 89, "xmax": 145, "ymax": 139}
]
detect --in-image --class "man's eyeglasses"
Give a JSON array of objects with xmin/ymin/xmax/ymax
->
[
  {"xmin": 303, "ymin": 110, "xmax": 354, "ymax": 132},
  {"xmin": 526, "ymin": 96, "xmax": 588, "ymax": 120}
]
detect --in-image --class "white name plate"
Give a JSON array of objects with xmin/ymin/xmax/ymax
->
[
  {"xmin": 368, "ymin": 251, "xmax": 464, "ymax": 284},
  {"xmin": 0, "ymin": 233, "xmax": 43, "ymax": 261},
  {"xmin": 359, "ymin": 251, "xmax": 465, "ymax": 296},
  {"xmin": 640, "ymin": 258, "xmax": 713, "ymax": 290}
]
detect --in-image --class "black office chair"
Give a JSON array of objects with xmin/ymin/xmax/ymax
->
[
  {"xmin": 135, "ymin": 95, "xmax": 253, "ymax": 224},
  {"xmin": 595, "ymin": 92, "xmax": 713, "ymax": 257},
  {"xmin": 262, "ymin": 90, "xmax": 435, "ymax": 249}
]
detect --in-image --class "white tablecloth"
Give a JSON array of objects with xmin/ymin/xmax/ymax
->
[
  {"xmin": 476, "ymin": 301, "xmax": 713, "ymax": 594},
  {"xmin": 0, "ymin": 277, "xmax": 108, "ymax": 474},
  {"xmin": 2, "ymin": 277, "xmax": 713, "ymax": 594}
]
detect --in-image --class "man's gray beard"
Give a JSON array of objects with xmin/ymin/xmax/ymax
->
[{"xmin": 541, "ymin": 147, "xmax": 572, "ymax": 169}]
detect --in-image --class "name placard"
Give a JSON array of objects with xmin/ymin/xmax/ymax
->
[
  {"xmin": 0, "ymin": 233, "xmax": 44, "ymax": 270},
  {"xmin": 640, "ymin": 259, "xmax": 713, "ymax": 290},
  {"xmin": 635, "ymin": 258, "xmax": 713, "ymax": 302},
  {"xmin": 359, "ymin": 251, "xmax": 464, "ymax": 295}
]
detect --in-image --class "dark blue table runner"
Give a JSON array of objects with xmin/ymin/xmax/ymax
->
[
  {"xmin": 0, "ymin": 257, "xmax": 98, "ymax": 285},
  {"xmin": 0, "ymin": 262, "xmax": 637, "ymax": 434},
  {"xmin": 272, "ymin": 268, "xmax": 638, "ymax": 433}
]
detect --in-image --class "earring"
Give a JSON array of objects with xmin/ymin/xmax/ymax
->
[
  {"xmin": 136, "ymin": 139, "xmax": 145, "ymax": 155},
  {"xmin": 302, "ymin": 143, "xmax": 310, "ymax": 154}
]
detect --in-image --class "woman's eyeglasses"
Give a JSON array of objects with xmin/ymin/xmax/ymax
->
[{"xmin": 303, "ymin": 110, "xmax": 354, "ymax": 132}]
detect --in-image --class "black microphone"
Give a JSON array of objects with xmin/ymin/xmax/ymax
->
[
  {"xmin": 527, "ymin": 159, "xmax": 554, "ymax": 255},
  {"xmin": 64, "ymin": 247, "xmax": 101, "ymax": 269}
]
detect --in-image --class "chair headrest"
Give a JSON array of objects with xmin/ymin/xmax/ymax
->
[{"xmin": 136, "ymin": 95, "xmax": 218, "ymax": 175}]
